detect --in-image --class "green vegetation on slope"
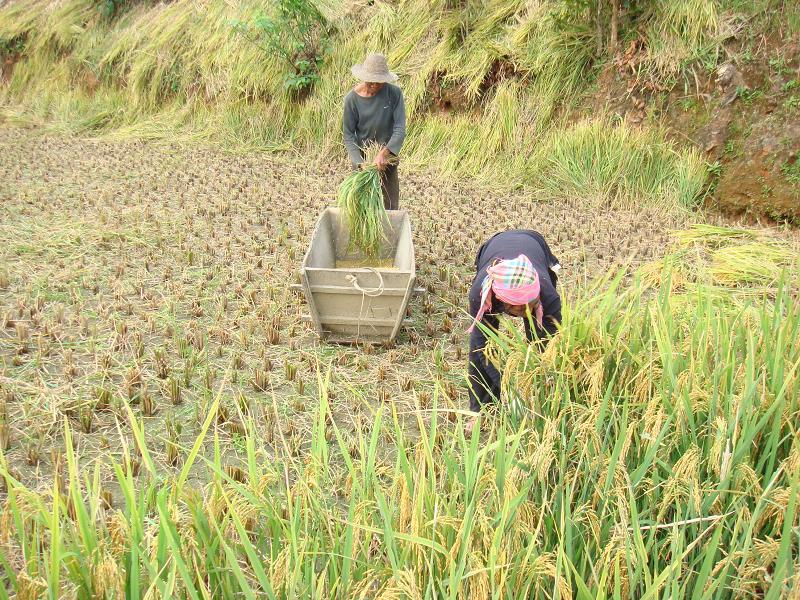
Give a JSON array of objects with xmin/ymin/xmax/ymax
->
[
  {"xmin": 1, "ymin": 225, "xmax": 798, "ymax": 598},
  {"xmin": 0, "ymin": 0, "xmax": 738, "ymax": 205}
]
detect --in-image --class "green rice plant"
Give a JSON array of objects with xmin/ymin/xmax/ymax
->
[
  {"xmin": 480, "ymin": 227, "xmax": 800, "ymax": 596},
  {"xmin": 337, "ymin": 164, "xmax": 389, "ymax": 258},
  {"xmin": 535, "ymin": 118, "xmax": 707, "ymax": 210}
]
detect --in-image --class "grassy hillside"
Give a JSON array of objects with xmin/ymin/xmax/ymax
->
[{"xmin": 0, "ymin": 0, "xmax": 758, "ymax": 206}]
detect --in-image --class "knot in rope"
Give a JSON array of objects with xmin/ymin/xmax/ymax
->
[{"xmin": 345, "ymin": 267, "xmax": 385, "ymax": 297}]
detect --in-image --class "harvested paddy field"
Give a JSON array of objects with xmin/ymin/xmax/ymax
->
[
  {"xmin": 2, "ymin": 127, "xmax": 799, "ymax": 598},
  {"xmin": 0, "ymin": 126, "xmax": 686, "ymax": 490}
]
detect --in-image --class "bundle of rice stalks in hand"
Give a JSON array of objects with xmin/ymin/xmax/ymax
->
[{"xmin": 338, "ymin": 148, "xmax": 394, "ymax": 257}]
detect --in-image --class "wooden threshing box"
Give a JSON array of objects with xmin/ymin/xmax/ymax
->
[{"xmin": 300, "ymin": 207, "xmax": 416, "ymax": 343}]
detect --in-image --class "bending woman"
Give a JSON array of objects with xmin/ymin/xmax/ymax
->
[{"xmin": 466, "ymin": 230, "xmax": 562, "ymax": 430}]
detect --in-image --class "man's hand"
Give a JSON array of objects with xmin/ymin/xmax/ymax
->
[{"xmin": 374, "ymin": 147, "xmax": 390, "ymax": 171}]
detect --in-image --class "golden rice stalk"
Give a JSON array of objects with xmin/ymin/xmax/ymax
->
[
  {"xmin": 467, "ymin": 552, "xmax": 490, "ymax": 600},
  {"xmin": 91, "ymin": 550, "xmax": 125, "ymax": 600},
  {"xmin": 573, "ymin": 502, "xmax": 602, "ymax": 545},
  {"xmin": 728, "ymin": 537, "xmax": 781, "ymax": 595},
  {"xmin": 710, "ymin": 241, "xmax": 794, "ymax": 286},
  {"xmin": 708, "ymin": 416, "xmax": 729, "ymax": 479},
  {"xmin": 755, "ymin": 487, "xmax": 796, "ymax": 532},
  {"xmin": 732, "ymin": 463, "xmax": 762, "ymax": 499},
  {"xmin": 527, "ymin": 552, "xmax": 573, "ymax": 600},
  {"xmin": 378, "ymin": 569, "xmax": 423, "ymax": 600},
  {"xmin": 781, "ymin": 439, "xmax": 800, "ymax": 478},
  {"xmin": 15, "ymin": 572, "xmax": 47, "ymax": 600},
  {"xmin": 673, "ymin": 223, "xmax": 759, "ymax": 249},
  {"xmin": 583, "ymin": 357, "xmax": 605, "ymax": 404},
  {"xmin": 525, "ymin": 417, "xmax": 558, "ymax": 481},
  {"xmin": 658, "ymin": 444, "xmax": 702, "ymax": 519},
  {"xmin": 598, "ymin": 524, "xmax": 632, "ymax": 598},
  {"xmin": 396, "ymin": 473, "xmax": 412, "ymax": 532}
]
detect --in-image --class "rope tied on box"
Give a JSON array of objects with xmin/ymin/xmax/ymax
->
[
  {"xmin": 346, "ymin": 267, "xmax": 385, "ymax": 342},
  {"xmin": 345, "ymin": 267, "xmax": 385, "ymax": 297}
]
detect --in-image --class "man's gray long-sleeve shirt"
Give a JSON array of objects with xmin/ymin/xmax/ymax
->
[{"xmin": 342, "ymin": 84, "xmax": 406, "ymax": 166}]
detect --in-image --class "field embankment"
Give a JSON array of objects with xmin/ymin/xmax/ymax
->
[{"xmin": 0, "ymin": 0, "xmax": 768, "ymax": 211}]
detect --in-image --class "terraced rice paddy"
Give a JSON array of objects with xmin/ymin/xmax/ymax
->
[
  {"xmin": 0, "ymin": 127, "xmax": 688, "ymax": 490},
  {"xmin": 1, "ymin": 127, "xmax": 799, "ymax": 598}
]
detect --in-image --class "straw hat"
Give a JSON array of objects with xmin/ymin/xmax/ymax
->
[{"xmin": 351, "ymin": 53, "xmax": 398, "ymax": 83}]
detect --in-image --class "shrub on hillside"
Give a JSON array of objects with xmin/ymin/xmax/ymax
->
[
  {"xmin": 0, "ymin": 34, "xmax": 25, "ymax": 59},
  {"xmin": 97, "ymin": 0, "xmax": 126, "ymax": 19},
  {"xmin": 232, "ymin": 0, "xmax": 330, "ymax": 99}
]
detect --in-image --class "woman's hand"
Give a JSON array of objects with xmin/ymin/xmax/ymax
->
[{"xmin": 465, "ymin": 414, "xmax": 480, "ymax": 436}]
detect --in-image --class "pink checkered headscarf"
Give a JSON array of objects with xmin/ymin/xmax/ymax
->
[{"xmin": 468, "ymin": 254, "xmax": 542, "ymax": 333}]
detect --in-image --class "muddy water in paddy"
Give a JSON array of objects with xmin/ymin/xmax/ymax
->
[{"xmin": 0, "ymin": 127, "xmax": 695, "ymax": 492}]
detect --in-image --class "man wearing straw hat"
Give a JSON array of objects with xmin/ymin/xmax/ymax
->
[
  {"xmin": 466, "ymin": 230, "xmax": 563, "ymax": 434},
  {"xmin": 343, "ymin": 53, "xmax": 406, "ymax": 210}
]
